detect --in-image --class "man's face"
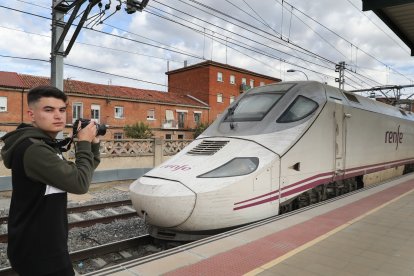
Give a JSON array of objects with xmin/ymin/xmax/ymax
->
[{"xmin": 28, "ymin": 97, "xmax": 67, "ymax": 138}]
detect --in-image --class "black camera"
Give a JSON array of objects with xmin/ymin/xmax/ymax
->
[{"xmin": 73, "ymin": 119, "xmax": 107, "ymax": 137}]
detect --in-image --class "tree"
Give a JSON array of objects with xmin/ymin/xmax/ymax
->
[
  {"xmin": 193, "ymin": 122, "xmax": 210, "ymax": 138},
  {"xmin": 124, "ymin": 122, "xmax": 153, "ymax": 139}
]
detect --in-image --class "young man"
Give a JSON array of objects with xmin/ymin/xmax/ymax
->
[{"xmin": 1, "ymin": 86, "xmax": 101, "ymax": 275}]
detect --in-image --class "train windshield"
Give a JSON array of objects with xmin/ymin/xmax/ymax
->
[{"xmin": 224, "ymin": 93, "xmax": 283, "ymax": 122}]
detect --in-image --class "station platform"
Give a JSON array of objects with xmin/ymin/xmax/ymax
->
[{"xmin": 91, "ymin": 174, "xmax": 414, "ymax": 276}]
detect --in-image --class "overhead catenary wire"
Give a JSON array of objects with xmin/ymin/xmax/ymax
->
[
  {"xmin": 0, "ymin": 25, "xmax": 184, "ymax": 64},
  {"xmin": 147, "ymin": 2, "xmax": 385, "ymax": 88},
  {"xmin": 172, "ymin": 0, "xmax": 336, "ymax": 65},
  {"xmin": 146, "ymin": 4, "xmax": 334, "ymax": 71},
  {"xmin": 273, "ymin": 0, "xmax": 412, "ymax": 83},
  {"xmin": 1, "ymin": 1, "xmax": 413, "ymax": 91},
  {"xmin": 0, "ymin": 2, "xmax": 338, "ymax": 83}
]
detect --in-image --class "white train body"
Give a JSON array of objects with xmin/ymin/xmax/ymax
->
[{"xmin": 129, "ymin": 81, "xmax": 414, "ymax": 240}]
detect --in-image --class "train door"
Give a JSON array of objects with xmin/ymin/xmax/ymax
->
[
  {"xmin": 271, "ymin": 159, "xmax": 280, "ymax": 207},
  {"xmin": 334, "ymin": 102, "xmax": 346, "ymax": 178}
]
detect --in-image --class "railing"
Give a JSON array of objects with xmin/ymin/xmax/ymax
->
[
  {"xmin": 0, "ymin": 139, "xmax": 192, "ymax": 159},
  {"xmin": 163, "ymin": 139, "xmax": 192, "ymax": 156},
  {"xmin": 100, "ymin": 139, "xmax": 155, "ymax": 156}
]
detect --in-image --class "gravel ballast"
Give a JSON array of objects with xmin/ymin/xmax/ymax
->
[{"xmin": 0, "ymin": 180, "xmax": 149, "ymax": 270}]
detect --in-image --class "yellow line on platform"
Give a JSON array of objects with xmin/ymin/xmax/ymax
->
[{"xmin": 244, "ymin": 188, "xmax": 414, "ymax": 276}]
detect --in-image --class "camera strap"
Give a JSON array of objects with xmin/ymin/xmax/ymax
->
[{"xmin": 43, "ymin": 137, "xmax": 73, "ymax": 152}]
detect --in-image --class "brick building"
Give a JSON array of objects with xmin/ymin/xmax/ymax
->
[
  {"xmin": 167, "ymin": 60, "xmax": 282, "ymax": 121},
  {"xmin": 0, "ymin": 72, "xmax": 209, "ymax": 139}
]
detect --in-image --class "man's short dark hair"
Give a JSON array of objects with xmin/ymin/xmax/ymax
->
[{"xmin": 27, "ymin": 86, "xmax": 67, "ymax": 105}]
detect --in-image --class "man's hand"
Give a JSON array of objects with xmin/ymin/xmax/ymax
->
[{"xmin": 76, "ymin": 121, "xmax": 97, "ymax": 142}]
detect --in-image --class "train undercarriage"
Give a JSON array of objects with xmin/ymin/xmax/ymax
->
[{"xmin": 279, "ymin": 164, "xmax": 414, "ymax": 215}]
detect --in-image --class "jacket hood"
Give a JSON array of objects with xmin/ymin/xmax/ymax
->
[{"xmin": 1, "ymin": 124, "xmax": 52, "ymax": 169}]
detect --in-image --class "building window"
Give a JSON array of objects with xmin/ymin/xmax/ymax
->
[
  {"xmin": 260, "ymin": 81, "xmax": 265, "ymax": 86},
  {"xmin": 147, "ymin": 109, "xmax": 155, "ymax": 120},
  {"xmin": 230, "ymin": 95, "xmax": 235, "ymax": 104},
  {"xmin": 177, "ymin": 111, "xmax": 186, "ymax": 128},
  {"xmin": 91, "ymin": 104, "xmax": 100, "ymax": 123},
  {"xmin": 230, "ymin": 75, "xmax": 235, "ymax": 84},
  {"xmin": 194, "ymin": 112, "xmax": 201, "ymax": 125},
  {"xmin": 72, "ymin": 102, "xmax": 83, "ymax": 123},
  {"xmin": 217, "ymin": 93, "xmax": 223, "ymax": 103},
  {"xmin": 114, "ymin": 133, "xmax": 123, "ymax": 139},
  {"xmin": 165, "ymin": 133, "xmax": 172, "ymax": 140},
  {"xmin": 178, "ymin": 134, "xmax": 184, "ymax": 139},
  {"xmin": 0, "ymin": 96, "xmax": 7, "ymax": 112},
  {"xmin": 241, "ymin": 78, "xmax": 247, "ymax": 85},
  {"xmin": 250, "ymin": 79, "xmax": 254, "ymax": 88},
  {"xmin": 115, "ymin": 106, "xmax": 124, "ymax": 118},
  {"xmin": 217, "ymin": 72, "xmax": 223, "ymax": 82}
]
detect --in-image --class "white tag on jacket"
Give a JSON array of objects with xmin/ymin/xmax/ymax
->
[{"xmin": 45, "ymin": 185, "xmax": 66, "ymax": 195}]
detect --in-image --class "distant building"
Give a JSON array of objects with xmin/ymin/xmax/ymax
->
[
  {"xmin": 0, "ymin": 72, "xmax": 209, "ymax": 140},
  {"xmin": 167, "ymin": 60, "xmax": 281, "ymax": 122}
]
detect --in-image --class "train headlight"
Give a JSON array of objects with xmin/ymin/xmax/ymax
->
[{"xmin": 197, "ymin": 157, "xmax": 259, "ymax": 178}]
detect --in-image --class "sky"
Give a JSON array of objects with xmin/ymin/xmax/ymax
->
[{"xmin": 0, "ymin": 0, "xmax": 413, "ymax": 98}]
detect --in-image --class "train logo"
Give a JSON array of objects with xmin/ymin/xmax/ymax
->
[{"xmin": 385, "ymin": 125, "xmax": 403, "ymax": 150}]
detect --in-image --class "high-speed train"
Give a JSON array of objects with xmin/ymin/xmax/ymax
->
[{"xmin": 129, "ymin": 81, "xmax": 414, "ymax": 241}]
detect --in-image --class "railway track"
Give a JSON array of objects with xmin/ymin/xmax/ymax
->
[
  {"xmin": 0, "ymin": 235, "xmax": 156, "ymax": 276},
  {"xmin": 0, "ymin": 199, "xmax": 138, "ymax": 243}
]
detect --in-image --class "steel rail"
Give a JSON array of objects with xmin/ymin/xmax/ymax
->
[{"xmin": 0, "ymin": 235, "xmax": 153, "ymax": 276}]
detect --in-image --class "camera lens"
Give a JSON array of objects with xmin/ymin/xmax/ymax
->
[{"xmin": 97, "ymin": 124, "xmax": 107, "ymax": 136}]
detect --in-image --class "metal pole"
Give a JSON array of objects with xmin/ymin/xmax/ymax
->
[{"xmin": 51, "ymin": 0, "xmax": 65, "ymax": 90}]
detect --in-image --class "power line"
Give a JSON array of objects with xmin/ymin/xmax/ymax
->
[
  {"xmin": 147, "ymin": 4, "xmax": 333, "ymax": 71},
  {"xmin": 273, "ymin": 0, "xmax": 412, "ymax": 84},
  {"xmin": 344, "ymin": 0, "xmax": 410, "ymax": 55},
  {"xmin": 0, "ymin": 25, "xmax": 185, "ymax": 63},
  {"xmin": 2, "ymin": 1, "xmax": 412, "ymax": 90},
  {"xmin": 0, "ymin": 4, "xmax": 205, "ymax": 60},
  {"xmin": 171, "ymin": 0, "xmax": 335, "ymax": 65},
  {"xmin": 15, "ymin": 0, "xmax": 50, "ymax": 10}
]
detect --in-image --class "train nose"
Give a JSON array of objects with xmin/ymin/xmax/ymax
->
[{"xmin": 129, "ymin": 177, "xmax": 196, "ymax": 228}]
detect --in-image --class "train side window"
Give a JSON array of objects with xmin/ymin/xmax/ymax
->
[{"xmin": 277, "ymin": 96, "xmax": 318, "ymax": 123}]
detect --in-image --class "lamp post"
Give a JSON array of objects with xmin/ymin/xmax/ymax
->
[{"xmin": 287, "ymin": 69, "xmax": 309, "ymax": 80}]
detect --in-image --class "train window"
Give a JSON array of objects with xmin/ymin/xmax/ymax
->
[
  {"xmin": 197, "ymin": 157, "xmax": 259, "ymax": 178},
  {"xmin": 344, "ymin": 93, "xmax": 359, "ymax": 103},
  {"xmin": 277, "ymin": 96, "xmax": 318, "ymax": 123},
  {"xmin": 224, "ymin": 93, "xmax": 283, "ymax": 122}
]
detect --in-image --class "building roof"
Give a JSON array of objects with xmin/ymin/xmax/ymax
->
[
  {"xmin": 0, "ymin": 71, "xmax": 25, "ymax": 88},
  {"xmin": 166, "ymin": 60, "xmax": 282, "ymax": 82},
  {"xmin": 363, "ymin": 0, "xmax": 414, "ymax": 56},
  {"xmin": 0, "ymin": 71, "xmax": 209, "ymax": 108}
]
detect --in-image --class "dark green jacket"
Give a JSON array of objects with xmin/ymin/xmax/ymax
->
[{"xmin": 1, "ymin": 125, "xmax": 100, "ymax": 275}]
